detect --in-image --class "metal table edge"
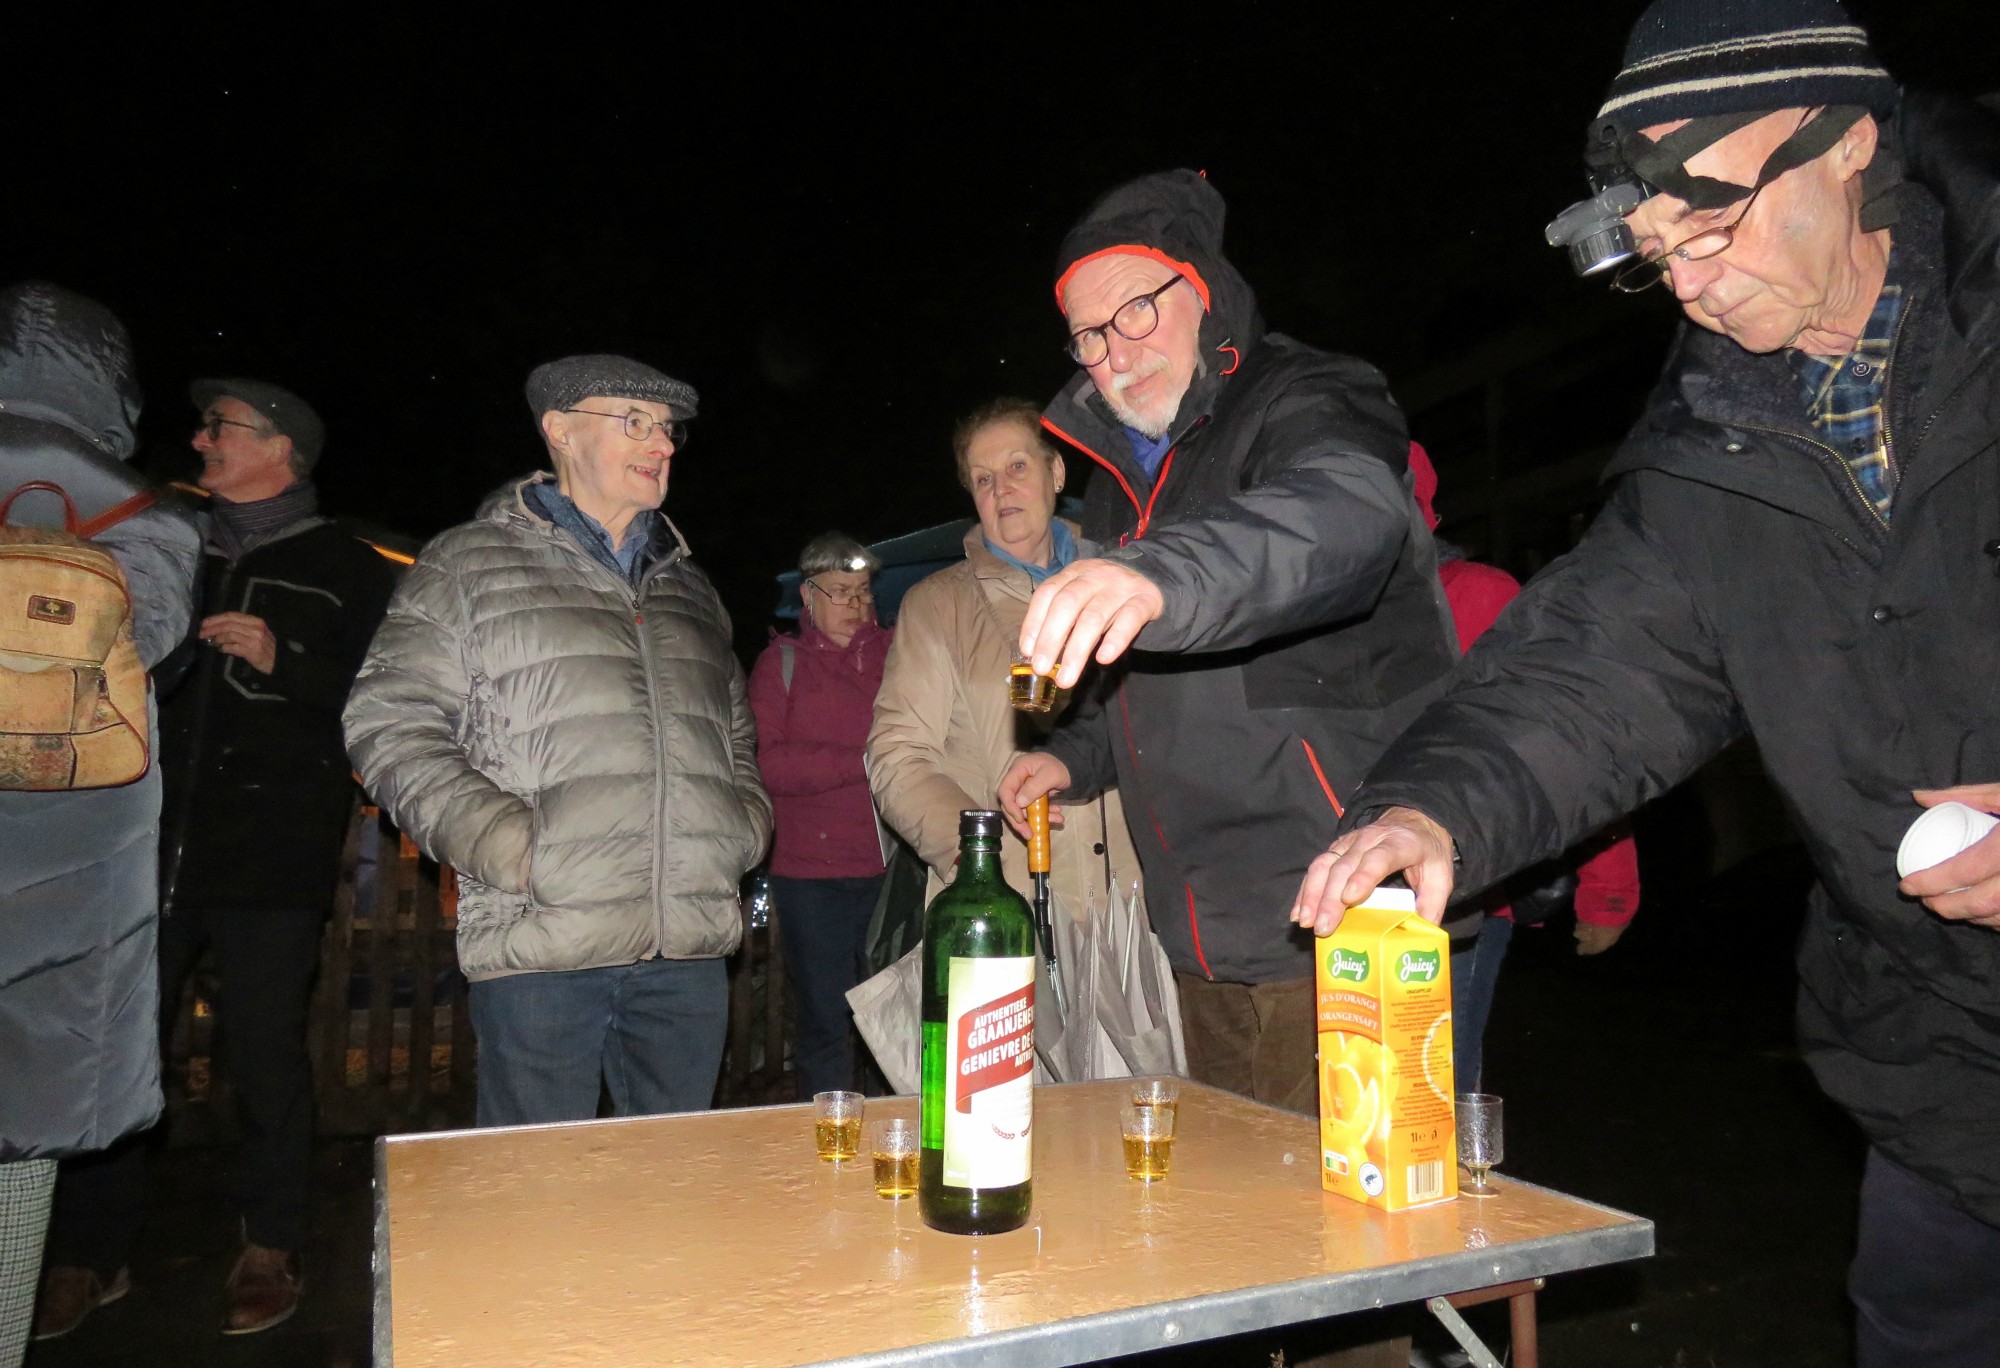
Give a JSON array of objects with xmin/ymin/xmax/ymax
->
[
  {"xmin": 373, "ymin": 1135, "xmax": 392, "ymax": 1368},
  {"xmin": 818, "ymin": 1212, "xmax": 1655, "ymax": 1368}
]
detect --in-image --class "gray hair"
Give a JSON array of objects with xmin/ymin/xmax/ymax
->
[{"xmin": 799, "ymin": 531, "xmax": 879, "ymax": 578}]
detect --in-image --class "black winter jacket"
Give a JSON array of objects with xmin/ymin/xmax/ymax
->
[
  {"xmin": 1354, "ymin": 93, "xmax": 2000, "ymax": 1224},
  {"xmin": 1040, "ymin": 170, "xmax": 1457, "ymax": 985},
  {"xmin": 158, "ymin": 517, "xmax": 396, "ymax": 913}
]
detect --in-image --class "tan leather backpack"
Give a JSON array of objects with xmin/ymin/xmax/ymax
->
[{"xmin": 0, "ymin": 481, "xmax": 158, "ymax": 789}]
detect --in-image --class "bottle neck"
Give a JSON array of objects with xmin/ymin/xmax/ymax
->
[{"xmin": 956, "ymin": 843, "xmax": 1003, "ymax": 883}]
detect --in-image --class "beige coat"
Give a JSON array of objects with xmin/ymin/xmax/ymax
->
[{"xmin": 867, "ymin": 524, "xmax": 1140, "ymax": 916}]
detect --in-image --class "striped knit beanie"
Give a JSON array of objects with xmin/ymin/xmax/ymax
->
[{"xmin": 1598, "ymin": 0, "xmax": 1897, "ymax": 130}]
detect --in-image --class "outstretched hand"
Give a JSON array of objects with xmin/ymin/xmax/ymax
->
[
  {"xmin": 1899, "ymin": 784, "xmax": 2000, "ymax": 930},
  {"xmin": 1290, "ymin": 806, "xmax": 1457, "ymax": 934},
  {"xmin": 1019, "ymin": 558, "xmax": 1164, "ymax": 690}
]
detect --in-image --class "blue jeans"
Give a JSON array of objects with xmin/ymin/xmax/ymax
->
[
  {"xmin": 1852, "ymin": 1148, "xmax": 2000, "ymax": 1367},
  {"xmin": 1448, "ymin": 916, "xmax": 1514, "ymax": 1093},
  {"xmin": 468, "ymin": 957, "xmax": 729, "ymax": 1127},
  {"xmin": 770, "ymin": 874, "xmax": 884, "ymax": 1100}
]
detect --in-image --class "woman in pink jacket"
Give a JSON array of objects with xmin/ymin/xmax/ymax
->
[{"xmin": 747, "ymin": 533, "xmax": 891, "ymax": 1098}]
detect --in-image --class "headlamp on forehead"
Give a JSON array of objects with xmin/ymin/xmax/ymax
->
[{"xmin": 1544, "ymin": 105, "xmax": 1881, "ymax": 280}]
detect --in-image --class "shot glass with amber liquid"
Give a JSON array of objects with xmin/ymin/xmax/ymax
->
[
  {"xmin": 814, "ymin": 1091, "xmax": 863, "ymax": 1162},
  {"xmin": 1120, "ymin": 1101, "xmax": 1175, "ymax": 1181},
  {"xmin": 1008, "ymin": 657, "xmax": 1060, "ymax": 714}
]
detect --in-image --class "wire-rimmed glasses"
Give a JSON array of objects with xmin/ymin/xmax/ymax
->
[
  {"xmin": 563, "ymin": 406, "xmax": 688, "ymax": 448},
  {"xmin": 1065, "ymin": 273, "xmax": 1188, "ymax": 366},
  {"xmin": 805, "ymin": 579, "xmax": 873, "ymax": 607},
  {"xmin": 1610, "ymin": 180, "xmax": 1770, "ymax": 294}
]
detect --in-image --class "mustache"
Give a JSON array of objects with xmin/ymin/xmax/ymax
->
[{"xmin": 1109, "ymin": 353, "xmax": 1171, "ymax": 393}]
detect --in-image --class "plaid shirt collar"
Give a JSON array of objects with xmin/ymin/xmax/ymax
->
[{"xmin": 1789, "ymin": 248, "xmax": 1908, "ymax": 521}]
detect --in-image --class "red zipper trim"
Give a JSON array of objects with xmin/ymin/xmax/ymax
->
[
  {"xmin": 1184, "ymin": 883, "xmax": 1212, "ymax": 979},
  {"xmin": 1118, "ymin": 689, "xmax": 1213, "ymax": 979},
  {"xmin": 1040, "ymin": 415, "xmax": 1181, "ymax": 540},
  {"xmin": 1299, "ymin": 738, "xmax": 1345, "ymax": 819}
]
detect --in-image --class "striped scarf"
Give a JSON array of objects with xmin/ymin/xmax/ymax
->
[{"xmin": 208, "ymin": 481, "xmax": 320, "ymax": 561}]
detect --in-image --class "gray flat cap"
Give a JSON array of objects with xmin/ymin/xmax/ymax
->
[
  {"xmin": 525, "ymin": 354, "xmax": 698, "ymax": 421},
  {"xmin": 191, "ymin": 376, "xmax": 324, "ymax": 463}
]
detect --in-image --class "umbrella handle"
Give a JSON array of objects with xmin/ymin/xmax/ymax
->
[{"xmin": 1027, "ymin": 795, "xmax": 1051, "ymax": 874}]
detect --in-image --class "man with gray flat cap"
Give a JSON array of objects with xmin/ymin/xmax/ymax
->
[
  {"xmin": 1295, "ymin": 2, "xmax": 2000, "ymax": 1360},
  {"xmin": 39, "ymin": 376, "xmax": 395, "ymax": 1338},
  {"xmin": 345, "ymin": 355, "xmax": 771, "ymax": 1130}
]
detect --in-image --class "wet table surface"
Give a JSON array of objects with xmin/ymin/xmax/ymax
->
[{"xmin": 374, "ymin": 1079, "xmax": 1651, "ymax": 1367}]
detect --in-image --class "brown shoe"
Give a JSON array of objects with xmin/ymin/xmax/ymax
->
[
  {"xmin": 31, "ymin": 1264, "xmax": 130, "ymax": 1340},
  {"xmin": 221, "ymin": 1243, "xmax": 303, "ymax": 1335}
]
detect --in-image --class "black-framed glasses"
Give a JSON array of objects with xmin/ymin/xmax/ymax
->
[
  {"xmin": 805, "ymin": 578, "xmax": 873, "ymax": 607},
  {"xmin": 198, "ymin": 415, "xmax": 272, "ymax": 441},
  {"xmin": 1065, "ymin": 273, "xmax": 1187, "ymax": 366},
  {"xmin": 1611, "ymin": 180, "xmax": 1771, "ymax": 293},
  {"xmin": 564, "ymin": 407, "xmax": 689, "ymax": 448}
]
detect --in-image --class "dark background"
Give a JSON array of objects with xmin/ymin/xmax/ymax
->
[{"xmin": 4, "ymin": 4, "xmax": 1994, "ymax": 646}]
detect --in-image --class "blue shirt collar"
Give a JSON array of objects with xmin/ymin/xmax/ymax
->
[
  {"xmin": 1123, "ymin": 425, "xmax": 1174, "ymax": 478},
  {"xmin": 525, "ymin": 480, "xmax": 661, "ymax": 586},
  {"xmin": 983, "ymin": 519, "xmax": 1076, "ymax": 587}
]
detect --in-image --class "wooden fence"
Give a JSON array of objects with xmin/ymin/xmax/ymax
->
[{"xmin": 164, "ymin": 805, "xmax": 797, "ymax": 1140}]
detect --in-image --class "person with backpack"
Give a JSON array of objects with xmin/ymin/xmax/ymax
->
[
  {"xmin": 0, "ymin": 282, "xmax": 199, "ymax": 1367},
  {"xmin": 37, "ymin": 376, "xmax": 395, "ymax": 1339},
  {"xmin": 747, "ymin": 532, "xmax": 891, "ymax": 1098}
]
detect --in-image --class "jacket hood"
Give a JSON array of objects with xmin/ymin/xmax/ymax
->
[
  {"xmin": 1408, "ymin": 442, "xmax": 1441, "ymax": 530},
  {"xmin": 1053, "ymin": 170, "xmax": 1265, "ymax": 379},
  {"xmin": 0, "ymin": 282, "xmax": 142, "ymax": 460}
]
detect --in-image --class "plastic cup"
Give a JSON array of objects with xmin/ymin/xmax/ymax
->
[
  {"xmin": 1120, "ymin": 1101, "xmax": 1175, "ymax": 1181},
  {"xmin": 1131, "ymin": 1078, "xmax": 1181, "ymax": 1120},
  {"xmin": 869, "ymin": 1118, "xmax": 918, "ymax": 1199},
  {"xmin": 1896, "ymin": 802, "xmax": 1999, "ymax": 881},
  {"xmin": 813, "ymin": 1091, "xmax": 863, "ymax": 1162}
]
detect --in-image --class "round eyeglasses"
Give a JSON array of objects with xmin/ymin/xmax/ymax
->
[
  {"xmin": 564, "ymin": 407, "xmax": 688, "ymax": 448},
  {"xmin": 1065, "ymin": 274, "xmax": 1187, "ymax": 367},
  {"xmin": 805, "ymin": 579, "xmax": 873, "ymax": 607}
]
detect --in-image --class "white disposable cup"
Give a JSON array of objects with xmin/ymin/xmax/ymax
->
[{"xmin": 1895, "ymin": 802, "xmax": 2000, "ymax": 880}]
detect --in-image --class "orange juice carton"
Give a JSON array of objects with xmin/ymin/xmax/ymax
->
[{"xmin": 1316, "ymin": 887, "xmax": 1457, "ymax": 1210}]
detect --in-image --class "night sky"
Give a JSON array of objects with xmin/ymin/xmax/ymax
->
[{"xmin": 6, "ymin": 4, "xmax": 1994, "ymax": 650}]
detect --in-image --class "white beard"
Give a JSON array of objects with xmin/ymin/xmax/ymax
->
[{"xmin": 1105, "ymin": 355, "xmax": 1180, "ymax": 438}]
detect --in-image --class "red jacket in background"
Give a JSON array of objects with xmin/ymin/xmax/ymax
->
[
  {"xmin": 747, "ymin": 620, "xmax": 892, "ymax": 880},
  {"xmin": 1411, "ymin": 442, "xmax": 1640, "ymax": 930}
]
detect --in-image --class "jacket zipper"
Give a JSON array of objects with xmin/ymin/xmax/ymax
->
[
  {"xmin": 1735, "ymin": 420, "xmax": 1889, "ymax": 539},
  {"xmin": 1040, "ymin": 414, "xmax": 1205, "ymax": 540}
]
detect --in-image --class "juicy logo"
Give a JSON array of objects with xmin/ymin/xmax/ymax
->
[
  {"xmin": 1325, "ymin": 948, "xmax": 1369, "ymax": 984},
  {"xmin": 1397, "ymin": 949, "xmax": 1441, "ymax": 984}
]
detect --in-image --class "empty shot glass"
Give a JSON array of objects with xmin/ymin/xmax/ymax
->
[
  {"xmin": 814, "ymin": 1090, "xmax": 864, "ymax": 1162},
  {"xmin": 1121, "ymin": 1101, "xmax": 1176, "ymax": 1181},
  {"xmin": 1130, "ymin": 1078, "xmax": 1181, "ymax": 1121},
  {"xmin": 870, "ymin": 1118, "xmax": 919, "ymax": 1199},
  {"xmin": 1456, "ymin": 1093, "xmax": 1503, "ymax": 1197}
]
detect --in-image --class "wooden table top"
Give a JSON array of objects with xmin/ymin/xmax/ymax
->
[{"xmin": 375, "ymin": 1079, "xmax": 1650, "ymax": 1367}]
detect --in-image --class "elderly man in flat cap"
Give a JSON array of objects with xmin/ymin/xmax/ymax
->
[
  {"xmin": 345, "ymin": 355, "xmax": 771, "ymax": 1134},
  {"xmin": 37, "ymin": 376, "xmax": 394, "ymax": 1340}
]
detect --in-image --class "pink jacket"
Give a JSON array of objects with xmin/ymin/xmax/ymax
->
[
  {"xmin": 748, "ymin": 621, "xmax": 892, "ymax": 880},
  {"xmin": 1411, "ymin": 442, "xmax": 1640, "ymax": 929}
]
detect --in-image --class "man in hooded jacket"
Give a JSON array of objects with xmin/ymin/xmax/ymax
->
[
  {"xmin": 0, "ymin": 283, "xmax": 198, "ymax": 1367},
  {"xmin": 1294, "ymin": 4, "xmax": 2000, "ymax": 1361},
  {"xmin": 999, "ymin": 171, "xmax": 1457, "ymax": 1113}
]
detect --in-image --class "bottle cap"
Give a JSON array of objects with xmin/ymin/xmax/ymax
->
[
  {"xmin": 1896, "ymin": 801, "xmax": 2000, "ymax": 879},
  {"xmin": 959, "ymin": 810, "xmax": 1004, "ymax": 842}
]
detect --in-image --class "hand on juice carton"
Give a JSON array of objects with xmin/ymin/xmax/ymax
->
[{"xmin": 1314, "ymin": 887, "xmax": 1458, "ymax": 1210}]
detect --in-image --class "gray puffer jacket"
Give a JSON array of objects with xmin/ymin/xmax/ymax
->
[{"xmin": 343, "ymin": 474, "xmax": 772, "ymax": 980}]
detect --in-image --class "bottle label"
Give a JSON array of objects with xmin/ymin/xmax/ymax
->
[{"xmin": 941, "ymin": 955, "xmax": 1035, "ymax": 1188}]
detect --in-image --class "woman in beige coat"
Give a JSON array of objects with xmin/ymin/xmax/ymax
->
[{"xmin": 868, "ymin": 399, "xmax": 1140, "ymax": 918}]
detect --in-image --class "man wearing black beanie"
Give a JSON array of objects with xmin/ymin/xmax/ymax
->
[{"xmin": 1296, "ymin": 2, "xmax": 2000, "ymax": 1363}]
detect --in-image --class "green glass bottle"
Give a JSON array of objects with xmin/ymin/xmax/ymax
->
[{"xmin": 919, "ymin": 810, "xmax": 1037, "ymax": 1235}]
